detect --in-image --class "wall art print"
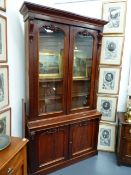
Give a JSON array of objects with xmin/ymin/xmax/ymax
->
[
  {"xmin": 97, "ymin": 123, "xmax": 116, "ymax": 152},
  {"xmin": 39, "ymin": 52, "xmax": 62, "ymax": 79},
  {"xmin": 100, "ymin": 36, "xmax": 124, "ymax": 65},
  {"xmin": 0, "ymin": 15, "xmax": 7, "ymax": 62},
  {"xmin": 0, "ymin": 66, "xmax": 9, "ymax": 110},
  {"xmin": 97, "ymin": 95, "xmax": 117, "ymax": 122},
  {"xmin": 0, "ymin": 108, "xmax": 11, "ymax": 135},
  {"xmin": 98, "ymin": 67, "xmax": 120, "ymax": 94},
  {"xmin": 0, "ymin": 0, "xmax": 6, "ymax": 11},
  {"xmin": 102, "ymin": 1, "xmax": 126, "ymax": 34}
]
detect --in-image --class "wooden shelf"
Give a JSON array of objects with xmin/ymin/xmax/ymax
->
[
  {"xmin": 39, "ymin": 77, "xmax": 90, "ymax": 82},
  {"xmin": 72, "ymin": 92, "xmax": 89, "ymax": 97},
  {"xmin": 39, "ymin": 95, "xmax": 62, "ymax": 101},
  {"xmin": 73, "ymin": 77, "xmax": 90, "ymax": 81},
  {"xmin": 39, "ymin": 78, "xmax": 63, "ymax": 83}
]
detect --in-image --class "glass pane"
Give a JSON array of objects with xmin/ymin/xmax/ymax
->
[
  {"xmin": 72, "ymin": 32, "xmax": 93, "ymax": 109},
  {"xmin": 39, "ymin": 26, "xmax": 64, "ymax": 114}
]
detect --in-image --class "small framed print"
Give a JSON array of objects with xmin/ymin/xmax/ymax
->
[
  {"xmin": 73, "ymin": 57, "xmax": 92, "ymax": 79},
  {"xmin": 97, "ymin": 95, "xmax": 118, "ymax": 122},
  {"xmin": 97, "ymin": 123, "xmax": 116, "ymax": 152},
  {"xmin": 0, "ymin": 0, "xmax": 6, "ymax": 11},
  {"xmin": 0, "ymin": 65, "xmax": 9, "ymax": 110},
  {"xmin": 0, "ymin": 108, "xmax": 11, "ymax": 135},
  {"xmin": 39, "ymin": 52, "xmax": 62, "ymax": 79},
  {"xmin": 100, "ymin": 36, "xmax": 124, "ymax": 65},
  {"xmin": 102, "ymin": 1, "xmax": 126, "ymax": 34},
  {"xmin": 98, "ymin": 67, "xmax": 120, "ymax": 94},
  {"xmin": 0, "ymin": 15, "xmax": 7, "ymax": 62}
]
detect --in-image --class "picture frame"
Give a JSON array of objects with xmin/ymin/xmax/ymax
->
[
  {"xmin": 39, "ymin": 52, "xmax": 62, "ymax": 79},
  {"xmin": 102, "ymin": 1, "xmax": 126, "ymax": 34},
  {"xmin": 97, "ymin": 95, "xmax": 118, "ymax": 122},
  {"xmin": 0, "ymin": 15, "xmax": 7, "ymax": 62},
  {"xmin": 0, "ymin": 0, "xmax": 6, "ymax": 11},
  {"xmin": 73, "ymin": 57, "xmax": 92, "ymax": 79},
  {"xmin": 100, "ymin": 35, "xmax": 124, "ymax": 65},
  {"xmin": 0, "ymin": 108, "xmax": 11, "ymax": 136},
  {"xmin": 0, "ymin": 65, "xmax": 9, "ymax": 110},
  {"xmin": 98, "ymin": 67, "xmax": 120, "ymax": 94},
  {"xmin": 97, "ymin": 122, "xmax": 116, "ymax": 152}
]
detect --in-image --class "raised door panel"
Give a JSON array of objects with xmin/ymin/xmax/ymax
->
[
  {"xmin": 121, "ymin": 139, "xmax": 131, "ymax": 164},
  {"xmin": 116, "ymin": 113, "xmax": 131, "ymax": 165},
  {"xmin": 122, "ymin": 125, "xmax": 131, "ymax": 138},
  {"xmin": 70, "ymin": 118, "xmax": 99, "ymax": 158},
  {"xmin": 36, "ymin": 126, "xmax": 69, "ymax": 168}
]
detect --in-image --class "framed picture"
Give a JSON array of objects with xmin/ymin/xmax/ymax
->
[
  {"xmin": 0, "ymin": 65, "xmax": 9, "ymax": 110},
  {"xmin": 100, "ymin": 36, "xmax": 124, "ymax": 65},
  {"xmin": 0, "ymin": 108, "xmax": 11, "ymax": 135},
  {"xmin": 0, "ymin": 0, "xmax": 6, "ymax": 11},
  {"xmin": 39, "ymin": 52, "xmax": 62, "ymax": 79},
  {"xmin": 102, "ymin": 1, "xmax": 126, "ymax": 34},
  {"xmin": 97, "ymin": 123, "xmax": 116, "ymax": 152},
  {"xmin": 73, "ymin": 57, "xmax": 92, "ymax": 79},
  {"xmin": 98, "ymin": 67, "xmax": 120, "ymax": 94},
  {"xmin": 0, "ymin": 15, "xmax": 7, "ymax": 62},
  {"xmin": 97, "ymin": 95, "xmax": 118, "ymax": 122}
]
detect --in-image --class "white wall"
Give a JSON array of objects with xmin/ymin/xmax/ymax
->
[
  {"xmin": 6, "ymin": 0, "xmax": 131, "ymax": 137},
  {"xmin": 54, "ymin": 1, "xmax": 131, "ymax": 112},
  {"xmin": 54, "ymin": 1, "xmax": 102, "ymax": 19},
  {"xmin": 117, "ymin": 1, "xmax": 131, "ymax": 110},
  {"xmin": 6, "ymin": 0, "xmax": 61, "ymax": 137},
  {"xmin": 7, "ymin": 0, "xmax": 25, "ymax": 137}
]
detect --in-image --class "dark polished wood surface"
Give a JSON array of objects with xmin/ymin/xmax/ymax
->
[
  {"xmin": 0, "ymin": 137, "xmax": 28, "ymax": 175},
  {"xmin": 117, "ymin": 112, "xmax": 131, "ymax": 166},
  {"xmin": 20, "ymin": 2, "xmax": 106, "ymax": 175}
]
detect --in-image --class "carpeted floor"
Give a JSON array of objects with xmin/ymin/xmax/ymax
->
[{"xmin": 49, "ymin": 151, "xmax": 131, "ymax": 175}]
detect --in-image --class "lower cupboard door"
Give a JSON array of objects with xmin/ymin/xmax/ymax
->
[
  {"xmin": 36, "ymin": 126, "xmax": 69, "ymax": 168},
  {"xmin": 70, "ymin": 119, "xmax": 99, "ymax": 158},
  {"xmin": 121, "ymin": 139, "xmax": 131, "ymax": 164}
]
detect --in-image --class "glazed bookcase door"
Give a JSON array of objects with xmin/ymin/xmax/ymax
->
[
  {"xmin": 68, "ymin": 27, "xmax": 98, "ymax": 113},
  {"xmin": 38, "ymin": 21, "xmax": 69, "ymax": 117}
]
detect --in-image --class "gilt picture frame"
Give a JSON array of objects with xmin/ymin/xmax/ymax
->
[
  {"xmin": 97, "ymin": 122, "xmax": 116, "ymax": 152},
  {"xmin": 102, "ymin": 1, "xmax": 126, "ymax": 34},
  {"xmin": 0, "ymin": 15, "xmax": 7, "ymax": 62},
  {"xmin": 0, "ymin": 65, "xmax": 9, "ymax": 110},
  {"xmin": 73, "ymin": 57, "xmax": 92, "ymax": 79},
  {"xmin": 0, "ymin": 108, "xmax": 11, "ymax": 136},
  {"xmin": 39, "ymin": 52, "xmax": 62, "ymax": 79},
  {"xmin": 0, "ymin": 0, "xmax": 6, "ymax": 11},
  {"xmin": 98, "ymin": 67, "xmax": 120, "ymax": 94},
  {"xmin": 97, "ymin": 95, "xmax": 118, "ymax": 122},
  {"xmin": 100, "ymin": 35, "xmax": 124, "ymax": 65}
]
